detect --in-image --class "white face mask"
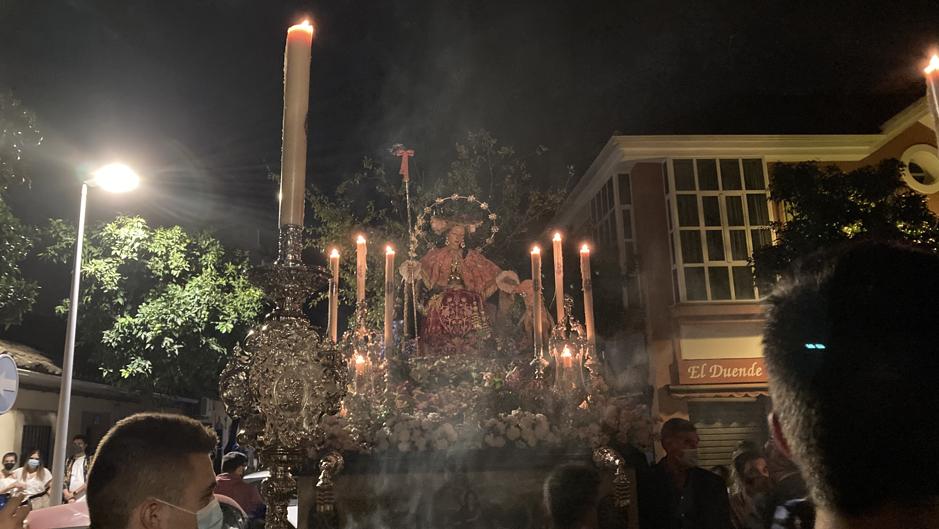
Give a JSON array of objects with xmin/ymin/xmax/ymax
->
[
  {"xmin": 156, "ymin": 497, "xmax": 224, "ymax": 529},
  {"xmin": 678, "ymin": 448, "xmax": 699, "ymax": 468},
  {"xmin": 27, "ymin": 458, "xmax": 40, "ymax": 469}
]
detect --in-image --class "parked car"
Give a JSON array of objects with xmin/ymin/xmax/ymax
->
[{"xmin": 243, "ymin": 470, "xmax": 299, "ymax": 528}]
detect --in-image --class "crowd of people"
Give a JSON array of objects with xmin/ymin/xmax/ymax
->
[{"xmin": 0, "ymin": 241, "xmax": 935, "ymax": 529}]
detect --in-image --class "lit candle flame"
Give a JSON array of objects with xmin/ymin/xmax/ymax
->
[
  {"xmin": 926, "ymin": 54, "xmax": 939, "ymax": 75},
  {"xmin": 356, "ymin": 234, "xmax": 366, "ymax": 244},
  {"xmin": 289, "ymin": 19, "xmax": 314, "ymax": 34},
  {"xmin": 354, "ymin": 354, "xmax": 365, "ymax": 365},
  {"xmin": 580, "ymin": 243, "xmax": 590, "ymax": 254},
  {"xmin": 561, "ymin": 346, "xmax": 572, "ymax": 358},
  {"xmin": 553, "ymin": 232, "xmax": 562, "ymax": 242},
  {"xmin": 531, "ymin": 245, "xmax": 541, "ymax": 255},
  {"xmin": 329, "ymin": 248, "xmax": 339, "ymax": 258},
  {"xmin": 385, "ymin": 245, "xmax": 395, "ymax": 255}
]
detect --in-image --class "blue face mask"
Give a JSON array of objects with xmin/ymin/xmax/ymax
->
[
  {"xmin": 156, "ymin": 497, "xmax": 224, "ymax": 529},
  {"xmin": 27, "ymin": 459, "xmax": 39, "ymax": 469}
]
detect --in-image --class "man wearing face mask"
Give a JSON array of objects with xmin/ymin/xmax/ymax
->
[
  {"xmin": 63, "ymin": 434, "xmax": 91, "ymax": 503},
  {"xmin": 86, "ymin": 413, "xmax": 223, "ymax": 529},
  {"xmin": 646, "ymin": 418, "xmax": 733, "ymax": 529}
]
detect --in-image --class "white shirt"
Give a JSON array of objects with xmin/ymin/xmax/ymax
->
[
  {"xmin": 18, "ymin": 467, "xmax": 51, "ymax": 496},
  {"xmin": 0, "ymin": 471, "xmax": 18, "ymax": 494},
  {"xmin": 68, "ymin": 456, "xmax": 86, "ymax": 496}
]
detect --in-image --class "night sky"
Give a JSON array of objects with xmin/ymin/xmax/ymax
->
[
  {"xmin": 0, "ymin": 0, "xmax": 936, "ymax": 347},
  {"xmin": 2, "ymin": 0, "xmax": 935, "ymax": 232}
]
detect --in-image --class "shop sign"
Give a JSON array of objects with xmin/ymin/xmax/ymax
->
[{"xmin": 678, "ymin": 357, "xmax": 767, "ymax": 384}]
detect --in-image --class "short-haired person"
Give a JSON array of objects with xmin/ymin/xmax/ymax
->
[
  {"xmin": 646, "ymin": 418, "xmax": 733, "ymax": 529},
  {"xmin": 86, "ymin": 413, "xmax": 221, "ymax": 529},
  {"xmin": 764, "ymin": 241, "xmax": 939, "ymax": 529},
  {"xmin": 0, "ymin": 452, "xmax": 25, "ymax": 509},
  {"xmin": 544, "ymin": 464, "xmax": 601, "ymax": 529},
  {"xmin": 63, "ymin": 434, "xmax": 91, "ymax": 503},
  {"xmin": 214, "ymin": 452, "xmax": 263, "ymax": 519}
]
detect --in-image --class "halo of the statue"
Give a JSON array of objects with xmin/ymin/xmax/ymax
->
[{"xmin": 410, "ymin": 194, "xmax": 500, "ymax": 259}]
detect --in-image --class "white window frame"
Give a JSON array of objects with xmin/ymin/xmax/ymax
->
[{"xmin": 665, "ymin": 157, "xmax": 776, "ymax": 303}]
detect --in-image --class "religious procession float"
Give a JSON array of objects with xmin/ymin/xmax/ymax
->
[{"xmin": 219, "ymin": 20, "xmax": 652, "ymax": 529}]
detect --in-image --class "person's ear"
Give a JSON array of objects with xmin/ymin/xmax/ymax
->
[
  {"xmin": 135, "ymin": 500, "xmax": 167, "ymax": 529},
  {"xmin": 769, "ymin": 412, "xmax": 793, "ymax": 459}
]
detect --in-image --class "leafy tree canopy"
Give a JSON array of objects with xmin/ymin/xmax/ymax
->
[
  {"xmin": 753, "ymin": 160, "xmax": 939, "ymax": 289},
  {"xmin": 50, "ymin": 216, "xmax": 265, "ymax": 397},
  {"xmin": 0, "ymin": 91, "xmax": 43, "ymax": 328}
]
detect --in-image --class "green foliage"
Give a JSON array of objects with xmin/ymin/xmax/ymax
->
[
  {"xmin": 0, "ymin": 91, "xmax": 43, "ymax": 329},
  {"xmin": 752, "ymin": 160, "xmax": 939, "ymax": 289},
  {"xmin": 50, "ymin": 216, "xmax": 265, "ymax": 397}
]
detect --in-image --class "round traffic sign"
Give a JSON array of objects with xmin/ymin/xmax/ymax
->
[{"xmin": 0, "ymin": 354, "xmax": 19, "ymax": 415}]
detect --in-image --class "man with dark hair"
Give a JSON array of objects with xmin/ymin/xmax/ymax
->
[
  {"xmin": 63, "ymin": 434, "xmax": 90, "ymax": 503},
  {"xmin": 87, "ymin": 413, "xmax": 220, "ymax": 529},
  {"xmin": 543, "ymin": 464, "xmax": 601, "ymax": 529},
  {"xmin": 215, "ymin": 451, "xmax": 263, "ymax": 520},
  {"xmin": 764, "ymin": 241, "xmax": 939, "ymax": 529},
  {"xmin": 646, "ymin": 418, "xmax": 732, "ymax": 529}
]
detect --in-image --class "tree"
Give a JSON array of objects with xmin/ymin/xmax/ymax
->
[
  {"xmin": 0, "ymin": 91, "xmax": 43, "ymax": 329},
  {"xmin": 752, "ymin": 160, "xmax": 939, "ymax": 288},
  {"xmin": 51, "ymin": 216, "xmax": 265, "ymax": 397}
]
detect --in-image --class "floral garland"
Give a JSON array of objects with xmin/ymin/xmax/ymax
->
[{"xmin": 409, "ymin": 194, "xmax": 500, "ymax": 259}]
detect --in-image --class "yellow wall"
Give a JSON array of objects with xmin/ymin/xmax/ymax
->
[{"xmin": 677, "ymin": 322, "xmax": 765, "ymax": 360}]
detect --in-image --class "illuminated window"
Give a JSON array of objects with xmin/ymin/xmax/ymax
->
[{"xmin": 665, "ymin": 158, "xmax": 773, "ymax": 302}]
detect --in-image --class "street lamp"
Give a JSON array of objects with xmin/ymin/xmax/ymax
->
[{"xmin": 50, "ymin": 163, "xmax": 139, "ymax": 506}]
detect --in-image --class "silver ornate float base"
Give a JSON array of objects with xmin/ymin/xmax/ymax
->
[{"xmin": 220, "ymin": 224, "xmax": 348, "ymax": 529}]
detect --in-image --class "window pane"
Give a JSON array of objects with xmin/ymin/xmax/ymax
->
[
  {"xmin": 751, "ymin": 228, "xmax": 772, "ymax": 251},
  {"xmin": 726, "ymin": 196, "xmax": 745, "ymax": 226},
  {"xmin": 720, "ymin": 159, "xmax": 742, "ymax": 190},
  {"xmin": 733, "ymin": 266, "xmax": 756, "ymax": 300},
  {"xmin": 618, "ymin": 173, "xmax": 632, "ymax": 205},
  {"xmin": 677, "ymin": 195, "xmax": 700, "ymax": 227},
  {"xmin": 674, "ymin": 159, "xmax": 695, "ymax": 190},
  {"xmin": 706, "ymin": 231, "xmax": 725, "ymax": 261},
  {"xmin": 621, "ymin": 210, "xmax": 633, "ymax": 239},
  {"xmin": 697, "ymin": 159, "xmax": 719, "ymax": 190},
  {"xmin": 606, "ymin": 181, "xmax": 615, "ymax": 211},
  {"xmin": 708, "ymin": 267, "xmax": 731, "ymax": 300},
  {"xmin": 685, "ymin": 267, "xmax": 707, "ymax": 301},
  {"xmin": 743, "ymin": 159, "xmax": 766, "ymax": 189},
  {"xmin": 680, "ymin": 231, "xmax": 703, "ymax": 263},
  {"xmin": 730, "ymin": 230, "xmax": 749, "ymax": 260},
  {"xmin": 702, "ymin": 196, "xmax": 721, "ymax": 226},
  {"xmin": 747, "ymin": 194, "xmax": 770, "ymax": 225}
]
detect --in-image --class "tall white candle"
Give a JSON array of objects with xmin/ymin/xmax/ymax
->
[
  {"xmin": 580, "ymin": 244, "xmax": 596, "ymax": 344},
  {"xmin": 328, "ymin": 248, "xmax": 340, "ymax": 342},
  {"xmin": 356, "ymin": 235, "xmax": 367, "ymax": 306},
  {"xmin": 531, "ymin": 245, "xmax": 543, "ymax": 355},
  {"xmin": 552, "ymin": 232, "xmax": 564, "ymax": 325},
  {"xmin": 925, "ymin": 55, "xmax": 939, "ymax": 149},
  {"xmin": 278, "ymin": 20, "xmax": 314, "ymax": 227},
  {"xmin": 384, "ymin": 245, "xmax": 395, "ymax": 350}
]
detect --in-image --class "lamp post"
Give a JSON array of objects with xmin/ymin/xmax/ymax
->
[{"xmin": 50, "ymin": 163, "xmax": 139, "ymax": 506}]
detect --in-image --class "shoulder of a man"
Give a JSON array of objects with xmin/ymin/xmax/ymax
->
[{"xmin": 692, "ymin": 467, "xmax": 726, "ymax": 489}]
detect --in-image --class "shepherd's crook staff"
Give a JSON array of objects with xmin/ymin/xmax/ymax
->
[{"xmin": 393, "ymin": 145, "xmax": 420, "ymax": 341}]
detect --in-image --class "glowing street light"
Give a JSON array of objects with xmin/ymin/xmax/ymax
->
[
  {"xmin": 90, "ymin": 163, "xmax": 140, "ymax": 193},
  {"xmin": 50, "ymin": 163, "xmax": 140, "ymax": 506}
]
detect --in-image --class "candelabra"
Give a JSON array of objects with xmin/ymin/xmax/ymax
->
[{"xmin": 220, "ymin": 225, "xmax": 348, "ymax": 529}]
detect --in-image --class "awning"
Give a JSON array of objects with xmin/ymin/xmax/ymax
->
[{"xmin": 668, "ymin": 383, "xmax": 768, "ymax": 400}]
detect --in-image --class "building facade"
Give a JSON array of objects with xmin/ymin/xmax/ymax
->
[{"xmin": 554, "ymin": 98, "xmax": 939, "ymax": 466}]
